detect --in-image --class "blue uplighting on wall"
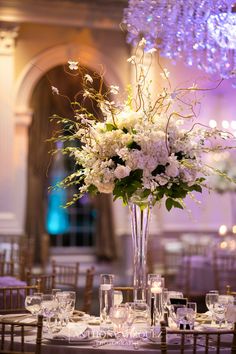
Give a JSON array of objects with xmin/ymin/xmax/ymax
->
[{"xmin": 46, "ymin": 142, "xmax": 69, "ymax": 235}]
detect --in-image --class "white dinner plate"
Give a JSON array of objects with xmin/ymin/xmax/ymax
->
[{"xmin": 44, "ymin": 334, "xmax": 98, "ymax": 345}]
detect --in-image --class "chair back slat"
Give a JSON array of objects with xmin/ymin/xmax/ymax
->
[
  {"xmin": 26, "ymin": 272, "xmax": 55, "ymax": 293},
  {"xmin": 213, "ymin": 251, "xmax": 236, "ymax": 292},
  {"xmin": 82, "ymin": 267, "xmax": 95, "ymax": 314},
  {"xmin": 52, "ymin": 260, "xmax": 79, "ymax": 291},
  {"xmin": 0, "ymin": 284, "xmax": 39, "ymax": 314},
  {"xmin": 0, "ymin": 314, "xmax": 43, "ymax": 354},
  {"xmin": 0, "ymin": 260, "xmax": 15, "ymax": 276},
  {"xmin": 160, "ymin": 321, "xmax": 236, "ymax": 354}
]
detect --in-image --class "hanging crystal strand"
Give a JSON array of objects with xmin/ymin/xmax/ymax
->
[{"xmin": 129, "ymin": 199, "xmax": 152, "ymax": 302}]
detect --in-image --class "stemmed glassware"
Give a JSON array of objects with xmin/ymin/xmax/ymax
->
[
  {"xmin": 124, "ymin": 302, "xmax": 135, "ymax": 342},
  {"xmin": 63, "ymin": 291, "xmax": 76, "ymax": 319},
  {"xmin": 212, "ymin": 295, "xmax": 231, "ymax": 328},
  {"xmin": 56, "ymin": 292, "xmax": 75, "ymax": 327},
  {"xmin": 205, "ymin": 292, "xmax": 219, "ymax": 326},
  {"xmin": 185, "ymin": 302, "xmax": 197, "ymax": 329},
  {"xmin": 212, "ymin": 302, "xmax": 227, "ymax": 328},
  {"xmin": 109, "ymin": 304, "xmax": 129, "ymax": 338},
  {"xmin": 25, "ymin": 293, "xmax": 42, "ymax": 316},
  {"xmin": 41, "ymin": 294, "xmax": 58, "ymax": 333},
  {"xmin": 169, "ymin": 304, "xmax": 186, "ymax": 328}
]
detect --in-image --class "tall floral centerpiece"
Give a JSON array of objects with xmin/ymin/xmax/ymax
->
[{"xmin": 49, "ymin": 39, "xmax": 235, "ymax": 301}]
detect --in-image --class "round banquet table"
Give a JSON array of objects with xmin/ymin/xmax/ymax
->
[
  {"xmin": 21, "ymin": 324, "xmax": 235, "ymax": 354},
  {"xmin": 23, "ymin": 337, "xmax": 234, "ymax": 354},
  {"xmin": 2, "ymin": 313, "xmax": 235, "ymax": 354}
]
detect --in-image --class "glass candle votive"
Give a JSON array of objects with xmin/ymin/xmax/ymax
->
[
  {"xmin": 99, "ymin": 274, "xmax": 114, "ymax": 330},
  {"xmin": 147, "ymin": 274, "xmax": 164, "ymax": 326}
]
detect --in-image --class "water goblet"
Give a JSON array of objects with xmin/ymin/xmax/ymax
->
[
  {"xmin": 123, "ymin": 302, "xmax": 136, "ymax": 344},
  {"xmin": 169, "ymin": 304, "xmax": 186, "ymax": 328},
  {"xmin": 52, "ymin": 288, "xmax": 62, "ymax": 297},
  {"xmin": 205, "ymin": 292, "xmax": 219, "ymax": 326},
  {"xmin": 109, "ymin": 304, "xmax": 129, "ymax": 337},
  {"xmin": 176, "ymin": 307, "xmax": 188, "ymax": 329},
  {"xmin": 186, "ymin": 302, "xmax": 197, "ymax": 329},
  {"xmin": 41, "ymin": 294, "xmax": 58, "ymax": 333},
  {"xmin": 212, "ymin": 302, "xmax": 227, "ymax": 328},
  {"xmin": 62, "ymin": 291, "xmax": 76, "ymax": 316},
  {"xmin": 25, "ymin": 293, "xmax": 42, "ymax": 316},
  {"xmin": 56, "ymin": 292, "xmax": 74, "ymax": 327}
]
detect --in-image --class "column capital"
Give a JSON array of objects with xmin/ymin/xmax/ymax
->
[{"xmin": 0, "ymin": 22, "xmax": 19, "ymax": 55}]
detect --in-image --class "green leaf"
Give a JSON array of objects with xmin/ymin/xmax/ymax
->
[
  {"xmin": 172, "ymin": 199, "xmax": 184, "ymax": 209},
  {"xmin": 87, "ymin": 184, "xmax": 98, "ymax": 195},
  {"xmin": 111, "ymin": 155, "xmax": 125, "ymax": 166},
  {"xmin": 105, "ymin": 123, "xmax": 117, "ymax": 131},
  {"xmin": 152, "ymin": 165, "xmax": 166, "ymax": 176},
  {"xmin": 113, "ymin": 169, "xmax": 143, "ymax": 204},
  {"xmin": 189, "ymin": 184, "xmax": 202, "ymax": 193},
  {"xmin": 127, "ymin": 141, "xmax": 141, "ymax": 150},
  {"xmin": 166, "ymin": 198, "xmax": 173, "ymax": 211}
]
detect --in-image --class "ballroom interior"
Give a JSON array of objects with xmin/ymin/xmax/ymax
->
[{"xmin": 1, "ymin": 0, "xmax": 236, "ymax": 315}]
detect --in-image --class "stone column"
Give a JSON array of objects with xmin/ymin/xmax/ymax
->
[{"xmin": 0, "ymin": 23, "xmax": 19, "ymax": 233}]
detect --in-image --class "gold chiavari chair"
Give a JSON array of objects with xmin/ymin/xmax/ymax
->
[
  {"xmin": 0, "ymin": 250, "xmax": 6, "ymax": 262},
  {"xmin": 0, "ymin": 260, "xmax": 15, "ymax": 277},
  {"xmin": 113, "ymin": 286, "xmax": 134, "ymax": 303},
  {"xmin": 51, "ymin": 260, "xmax": 79, "ymax": 292},
  {"xmin": 82, "ymin": 267, "xmax": 95, "ymax": 314},
  {"xmin": 226, "ymin": 285, "xmax": 236, "ymax": 296},
  {"xmin": 160, "ymin": 321, "xmax": 236, "ymax": 354},
  {"xmin": 0, "ymin": 284, "xmax": 40, "ymax": 314},
  {"xmin": 213, "ymin": 252, "xmax": 236, "ymax": 293},
  {"xmin": 0, "ymin": 314, "xmax": 43, "ymax": 354},
  {"xmin": 26, "ymin": 272, "xmax": 55, "ymax": 294}
]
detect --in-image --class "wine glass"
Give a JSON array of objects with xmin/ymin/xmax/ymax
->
[
  {"xmin": 25, "ymin": 293, "xmax": 42, "ymax": 316},
  {"xmin": 212, "ymin": 302, "xmax": 227, "ymax": 328},
  {"xmin": 123, "ymin": 302, "xmax": 136, "ymax": 344},
  {"xmin": 62, "ymin": 291, "xmax": 76, "ymax": 316},
  {"xmin": 169, "ymin": 304, "xmax": 186, "ymax": 328},
  {"xmin": 187, "ymin": 302, "xmax": 197, "ymax": 315},
  {"xmin": 56, "ymin": 292, "xmax": 73, "ymax": 327},
  {"xmin": 186, "ymin": 302, "xmax": 197, "ymax": 329},
  {"xmin": 205, "ymin": 292, "xmax": 219, "ymax": 326},
  {"xmin": 52, "ymin": 288, "xmax": 62, "ymax": 297},
  {"xmin": 41, "ymin": 294, "xmax": 58, "ymax": 333},
  {"xmin": 176, "ymin": 307, "xmax": 188, "ymax": 329},
  {"xmin": 109, "ymin": 304, "xmax": 129, "ymax": 335}
]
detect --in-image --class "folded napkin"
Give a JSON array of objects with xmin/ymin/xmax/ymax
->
[{"xmin": 53, "ymin": 323, "xmax": 93, "ymax": 341}]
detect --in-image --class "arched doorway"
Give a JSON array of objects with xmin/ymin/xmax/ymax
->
[{"xmin": 14, "ymin": 44, "xmax": 124, "ymax": 267}]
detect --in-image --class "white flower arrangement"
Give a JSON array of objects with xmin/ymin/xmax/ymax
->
[{"xmin": 49, "ymin": 39, "xmax": 236, "ymax": 210}]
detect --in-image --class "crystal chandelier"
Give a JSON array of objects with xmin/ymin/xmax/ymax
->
[{"xmin": 123, "ymin": 0, "xmax": 236, "ymax": 83}]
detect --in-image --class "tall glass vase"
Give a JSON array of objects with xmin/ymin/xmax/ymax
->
[{"xmin": 129, "ymin": 199, "xmax": 152, "ymax": 302}]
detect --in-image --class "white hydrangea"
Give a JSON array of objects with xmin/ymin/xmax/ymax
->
[{"xmin": 114, "ymin": 165, "xmax": 131, "ymax": 179}]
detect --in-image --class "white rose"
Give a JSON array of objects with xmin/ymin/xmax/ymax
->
[
  {"xmin": 166, "ymin": 163, "xmax": 179, "ymax": 178},
  {"xmin": 96, "ymin": 182, "xmax": 114, "ymax": 193},
  {"xmin": 114, "ymin": 164, "xmax": 131, "ymax": 179}
]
